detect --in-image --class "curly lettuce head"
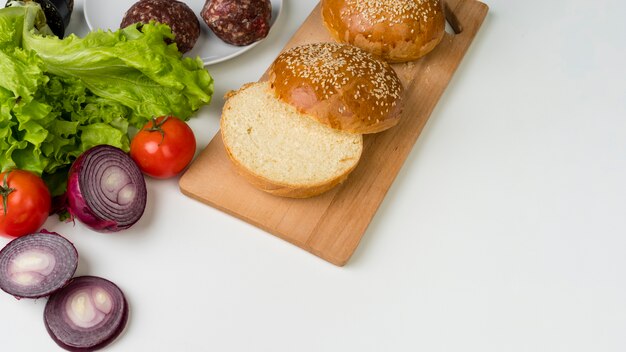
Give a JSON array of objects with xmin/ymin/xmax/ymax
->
[{"xmin": 0, "ymin": 3, "xmax": 213, "ymax": 195}]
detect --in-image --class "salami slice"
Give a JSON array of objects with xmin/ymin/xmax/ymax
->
[
  {"xmin": 121, "ymin": 0, "xmax": 200, "ymax": 53},
  {"xmin": 201, "ymin": 0, "xmax": 272, "ymax": 46}
]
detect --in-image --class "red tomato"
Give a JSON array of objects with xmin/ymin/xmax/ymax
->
[
  {"xmin": 0, "ymin": 170, "xmax": 52, "ymax": 238},
  {"xmin": 130, "ymin": 116, "xmax": 197, "ymax": 178}
]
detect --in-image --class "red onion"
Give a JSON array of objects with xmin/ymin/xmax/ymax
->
[
  {"xmin": 67, "ymin": 145, "xmax": 147, "ymax": 232},
  {"xmin": 0, "ymin": 231, "xmax": 78, "ymax": 299},
  {"xmin": 44, "ymin": 276, "xmax": 129, "ymax": 351}
]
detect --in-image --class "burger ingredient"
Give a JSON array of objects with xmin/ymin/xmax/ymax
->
[
  {"xmin": 0, "ymin": 170, "xmax": 51, "ymax": 238},
  {"xmin": 201, "ymin": 0, "xmax": 272, "ymax": 46},
  {"xmin": 121, "ymin": 0, "xmax": 201, "ymax": 53},
  {"xmin": 66, "ymin": 145, "xmax": 147, "ymax": 232},
  {"xmin": 0, "ymin": 3, "xmax": 213, "ymax": 196},
  {"xmin": 44, "ymin": 276, "xmax": 129, "ymax": 351},
  {"xmin": 5, "ymin": 0, "xmax": 74, "ymax": 37},
  {"xmin": 130, "ymin": 116, "xmax": 197, "ymax": 178},
  {"xmin": 0, "ymin": 231, "xmax": 78, "ymax": 298}
]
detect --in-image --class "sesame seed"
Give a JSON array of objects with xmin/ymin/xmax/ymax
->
[
  {"xmin": 273, "ymin": 42, "xmax": 402, "ymax": 125},
  {"xmin": 342, "ymin": 0, "xmax": 440, "ymax": 26}
]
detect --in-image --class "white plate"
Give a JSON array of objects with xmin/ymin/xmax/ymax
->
[{"xmin": 83, "ymin": 0, "xmax": 282, "ymax": 65}]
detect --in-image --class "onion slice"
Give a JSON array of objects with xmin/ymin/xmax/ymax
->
[
  {"xmin": 44, "ymin": 276, "xmax": 129, "ymax": 351},
  {"xmin": 0, "ymin": 231, "xmax": 78, "ymax": 299},
  {"xmin": 67, "ymin": 145, "xmax": 147, "ymax": 232}
]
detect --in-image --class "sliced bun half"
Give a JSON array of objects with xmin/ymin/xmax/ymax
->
[{"xmin": 221, "ymin": 82, "xmax": 363, "ymax": 198}]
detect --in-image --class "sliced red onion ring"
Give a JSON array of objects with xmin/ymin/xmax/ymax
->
[
  {"xmin": 67, "ymin": 145, "xmax": 147, "ymax": 232},
  {"xmin": 0, "ymin": 231, "xmax": 78, "ymax": 299},
  {"xmin": 44, "ymin": 276, "xmax": 129, "ymax": 352}
]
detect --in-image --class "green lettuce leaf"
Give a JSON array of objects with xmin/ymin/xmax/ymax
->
[
  {"xmin": 22, "ymin": 5, "xmax": 213, "ymax": 127},
  {"xmin": 0, "ymin": 3, "xmax": 214, "ymax": 195}
]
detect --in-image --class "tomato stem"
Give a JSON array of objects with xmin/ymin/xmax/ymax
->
[
  {"xmin": 0, "ymin": 172, "xmax": 15, "ymax": 216},
  {"xmin": 146, "ymin": 116, "xmax": 170, "ymax": 146}
]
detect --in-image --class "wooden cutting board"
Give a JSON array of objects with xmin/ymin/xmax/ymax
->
[{"xmin": 179, "ymin": 0, "xmax": 489, "ymax": 266}]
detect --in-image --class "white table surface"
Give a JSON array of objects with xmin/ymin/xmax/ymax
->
[{"xmin": 2, "ymin": 0, "xmax": 626, "ymax": 351}]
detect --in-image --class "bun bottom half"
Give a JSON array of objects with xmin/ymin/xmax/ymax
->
[{"xmin": 221, "ymin": 82, "xmax": 363, "ymax": 198}]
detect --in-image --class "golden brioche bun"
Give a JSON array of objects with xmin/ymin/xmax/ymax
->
[
  {"xmin": 321, "ymin": 0, "xmax": 446, "ymax": 62},
  {"xmin": 268, "ymin": 42, "xmax": 403, "ymax": 134}
]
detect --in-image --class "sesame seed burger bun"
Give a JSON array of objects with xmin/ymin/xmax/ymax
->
[
  {"xmin": 268, "ymin": 42, "xmax": 404, "ymax": 134},
  {"xmin": 321, "ymin": 0, "xmax": 446, "ymax": 63}
]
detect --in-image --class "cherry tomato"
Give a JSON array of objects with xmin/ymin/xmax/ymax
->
[
  {"xmin": 130, "ymin": 116, "xmax": 197, "ymax": 178},
  {"xmin": 0, "ymin": 170, "xmax": 52, "ymax": 238}
]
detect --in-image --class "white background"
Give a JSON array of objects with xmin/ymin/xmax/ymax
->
[{"xmin": 2, "ymin": 0, "xmax": 626, "ymax": 351}]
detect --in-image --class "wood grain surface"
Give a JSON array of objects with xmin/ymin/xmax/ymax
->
[{"xmin": 179, "ymin": 0, "xmax": 489, "ymax": 266}]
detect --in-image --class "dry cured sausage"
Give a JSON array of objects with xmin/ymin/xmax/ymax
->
[
  {"xmin": 201, "ymin": 0, "xmax": 272, "ymax": 46},
  {"xmin": 121, "ymin": 0, "xmax": 200, "ymax": 53}
]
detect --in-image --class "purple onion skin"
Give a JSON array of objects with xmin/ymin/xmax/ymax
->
[
  {"xmin": 44, "ymin": 276, "xmax": 129, "ymax": 352},
  {"xmin": 0, "ymin": 231, "xmax": 78, "ymax": 299},
  {"xmin": 66, "ymin": 145, "xmax": 147, "ymax": 232},
  {"xmin": 66, "ymin": 165, "xmax": 118, "ymax": 231}
]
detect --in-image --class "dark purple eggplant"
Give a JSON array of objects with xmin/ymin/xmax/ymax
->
[
  {"xmin": 66, "ymin": 145, "xmax": 147, "ymax": 232},
  {"xmin": 5, "ymin": 0, "xmax": 74, "ymax": 37},
  {"xmin": 44, "ymin": 276, "xmax": 129, "ymax": 352},
  {"xmin": 0, "ymin": 231, "xmax": 78, "ymax": 299}
]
